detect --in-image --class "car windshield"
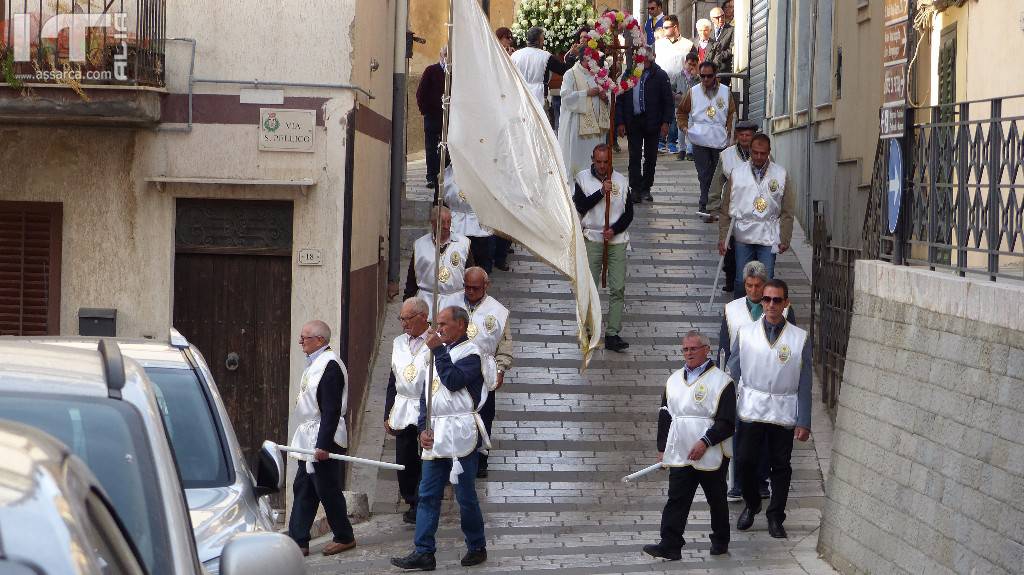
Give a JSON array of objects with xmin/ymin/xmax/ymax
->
[
  {"xmin": 144, "ymin": 367, "xmax": 232, "ymax": 489},
  {"xmin": 0, "ymin": 395, "xmax": 171, "ymax": 575}
]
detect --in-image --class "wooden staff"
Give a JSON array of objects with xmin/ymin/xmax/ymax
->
[
  {"xmin": 601, "ymin": 92, "xmax": 612, "ymax": 288},
  {"xmin": 425, "ymin": 0, "xmax": 456, "ymax": 433}
]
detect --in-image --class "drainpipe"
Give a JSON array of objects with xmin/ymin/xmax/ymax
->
[
  {"xmin": 804, "ymin": 0, "xmax": 819, "ymax": 230},
  {"xmin": 388, "ymin": 0, "xmax": 410, "ymax": 291},
  {"xmin": 157, "ymin": 37, "xmax": 196, "ymax": 132}
]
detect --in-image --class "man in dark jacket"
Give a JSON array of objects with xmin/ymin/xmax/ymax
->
[
  {"xmin": 615, "ymin": 60, "xmax": 674, "ymax": 204},
  {"xmin": 708, "ymin": 6, "xmax": 734, "ymax": 85},
  {"xmin": 417, "ymin": 47, "xmax": 447, "ymax": 189}
]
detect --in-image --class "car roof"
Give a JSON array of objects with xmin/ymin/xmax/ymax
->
[
  {"xmin": 0, "ymin": 341, "xmax": 110, "ymax": 397},
  {"xmin": 9, "ymin": 336, "xmax": 192, "ymax": 370}
]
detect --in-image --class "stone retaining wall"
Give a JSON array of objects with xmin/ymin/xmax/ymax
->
[{"xmin": 817, "ymin": 260, "xmax": 1024, "ymax": 574}]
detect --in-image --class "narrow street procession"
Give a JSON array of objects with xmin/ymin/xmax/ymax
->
[{"xmin": 2, "ymin": 1, "xmax": 1023, "ymax": 575}]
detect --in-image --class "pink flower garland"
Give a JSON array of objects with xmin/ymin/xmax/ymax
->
[{"xmin": 578, "ymin": 10, "xmax": 650, "ymax": 96}]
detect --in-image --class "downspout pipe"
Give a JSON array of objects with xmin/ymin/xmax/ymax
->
[
  {"xmin": 804, "ymin": 0, "xmax": 818, "ymax": 229},
  {"xmin": 388, "ymin": 0, "xmax": 411, "ymax": 288},
  {"xmin": 157, "ymin": 37, "xmax": 195, "ymax": 132}
]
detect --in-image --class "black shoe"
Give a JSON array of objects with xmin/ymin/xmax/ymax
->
[
  {"xmin": 722, "ymin": 282, "xmax": 734, "ymax": 293},
  {"xmin": 643, "ymin": 543, "xmax": 681, "ymax": 561},
  {"xmin": 759, "ymin": 485, "xmax": 771, "ymax": 499},
  {"xmin": 476, "ymin": 467, "xmax": 489, "ymax": 479},
  {"xmin": 402, "ymin": 505, "xmax": 417, "ymax": 524},
  {"xmin": 643, "ymin": 191, "xmax": 654, "ymax": 202},
  {"xmin": 494, "ymin": 262, "xmax": 510, "ymax": 272},
  {"xmin": 460, "ymin": 549, "xmax": 487, "ymax": 567},
  {"xmin": 676, "ymin": 152, "xmax": 686, "ymax": 161},
  {"xmin": 726, "ymin": 487, "xmax": 742, "ymax": 502},
  {"xmin": 737, "ymin": 506, "xmax": 759, "ymax": 531},
  {"xmin": 709, "ymin": 543, "xmax": 729, "ymax": 556},
  {"xmin": 391, "ymin": 551, "xmax": 436, "ymax": 571},
  {"xmin": 426, "ymin": 181, "xmax": 437, "ymax": 189},
  {"xmin": 685, "ymin": 154, "xmax": 694, "ymax": 161},
  {"xmin": 695, "ymin": 207, "xmax": 710, "ymax": 217},
  {"xmin": 605, "ymin": 335, "xmax": 629, "ymax": 352},
  {"xmin": 632, "ymin": 194, "xmax": 643, "ymax": 205},
  {"xmin": 767, "ymin": 518, "xmax": 788, "ymax": 539}
]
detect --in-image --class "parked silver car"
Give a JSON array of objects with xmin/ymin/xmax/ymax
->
[
  {"xmin": 0, "ymin": 419, "xmax": 146, "ymax": 575},
  {"xmin": 25, "ymin": 330, "xmax": 282, "ymax": 573},
  {"xmin": 0, "ymin": 339, "xmax": 304, "ymax": 575}
]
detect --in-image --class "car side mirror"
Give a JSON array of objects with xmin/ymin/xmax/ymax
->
[
  {"xmin": 253, "ymin": 440, "xmax": 284, "ymax": 497},
  {"xmin": 220, "ymin": 532, "xmax": 303, "ymax": 575}
]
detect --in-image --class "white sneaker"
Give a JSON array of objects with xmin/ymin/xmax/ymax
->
[{"xmin": 695, "ymin": 209, "xmax": 711, "ymax": 217}]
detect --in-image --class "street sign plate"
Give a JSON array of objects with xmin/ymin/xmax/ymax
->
[
  {"xmin": 883, "ymin": 23, "xmax": 908, "ymax": 65},
  {"xmin": 884, "ymin": 0, "xmax": 909, "ymax": 26},
  {"xmin": 887, "ymin": 139, "xmax": 903, "ymax": 233},
  {"xmin": 880, "ymin": 106, "xmax": 905, "ymax": 139},
  {"xmin": 883, "ymin": 64, "xmax": 907, "ymax": 107}
]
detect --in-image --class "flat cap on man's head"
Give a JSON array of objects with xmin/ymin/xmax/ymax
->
[{"xmin": 735, "ymin": 119, "xmax": 759, "ymax": 131}]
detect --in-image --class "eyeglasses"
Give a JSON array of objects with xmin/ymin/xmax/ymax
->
[
  {"xmin": 699, "ymin": 73, "xmax": 716, "ymax": 78},
  {"xmin": 662, "ymin": 24, "xmax": 676, "ymax": 29},
  {"xmin": 398, "ymin": 313, "xmax": 424, "ymax": 322},
  {"xmin": 761, "ymin": 296, "xmax": 786, "ymax": 305},
  {"xmin": 711, "ymin": 15, "xmax": 724, "ymax": 19},
  {"xmin": 682, "ymin": 346, "xmax": 708, "ymax": 353},
  {"xmin": 298, "ymin": 335, "xmax": 322, "ymax": 343}
]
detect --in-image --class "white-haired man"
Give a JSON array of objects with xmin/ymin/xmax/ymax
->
[{"xmin": 287, "ymin": 320, "xmax": 356, "ymax": 556}]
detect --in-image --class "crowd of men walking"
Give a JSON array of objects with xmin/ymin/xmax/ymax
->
[{"xmin": 281, "ymin": 0, "xmax": 811, "ymax": 571}]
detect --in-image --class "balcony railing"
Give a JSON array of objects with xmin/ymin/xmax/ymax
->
[
  {"xmin": 2, "ymin": 0, "xmax": 165, "ymax": 88},
  {"xmin": 877, "ymin": 94, "xmax": 1024, "ymax": 282}
]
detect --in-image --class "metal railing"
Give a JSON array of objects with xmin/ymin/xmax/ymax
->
[
  {"xmin": 811, "ymin": 201, "xmax": 860, "ymax": 418},
  {"xmin": 2, "ymin": 0, "xmax": 165, "ymax": 87},
  {"xmin": 879, "ymin": 94, "xmax": 1024, "ymax": 281}
]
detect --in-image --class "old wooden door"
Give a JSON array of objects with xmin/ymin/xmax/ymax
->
[{"xmin": 173, "ymin": 199, "xmax": 293, "ymax": 469}]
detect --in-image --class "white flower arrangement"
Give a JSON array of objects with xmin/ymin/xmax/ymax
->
[{"xmin": 511, "ymin": 0, "xmax": 597, "ymax": 54}]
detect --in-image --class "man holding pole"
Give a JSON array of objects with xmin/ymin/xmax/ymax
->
[
  {"xmin": 645, "ymin": 330, "xmax": 734, "ymax": 560},
  {"xmin": 574, "ymin": 143, "xmax": 633, "ymax": 352},
  {"xmin": 287, "ymin": 320, "xmax": 356, "ymax": 557},
  {"xmin": 391, "ymin": 306, "xmax": 491, "ymax": 571}
]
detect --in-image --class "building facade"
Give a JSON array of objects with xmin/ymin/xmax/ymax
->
[{"xmin": 0, "ymin": 0, "xmax": 399, "ymax": 474}]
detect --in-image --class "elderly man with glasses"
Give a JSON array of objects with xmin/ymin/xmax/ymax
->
[
  {"xmin": 385, "ymin": 298, "xmax": 432, "ymax": 524},
  {"xmin": 287, "ymin": 320, "xmax": 356, "ymax": 557},
  {"xmin": 727, "ymin": 279, "xmax": 812, "ymax": 539},
  {"xmin": 707, "ymin": 6, "xmax": 735, "ymax": 85},
  {"xmin": 644, "ymin": 330, "xmax": 735, "ymax": 561}
]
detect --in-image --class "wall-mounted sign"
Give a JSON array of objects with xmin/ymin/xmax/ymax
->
[
  {"xmin": 884, "ymin": 0, "xmax": 909, "ymax": 26},
  {"xmin": 259, "ymin": 109, "xmax": 315, "ymax": 153},
  {"xmin": 298, "ymin": 248, "xmax": 323, "ymax": 266},
  {"xmin": 887, "ymin": 139, "xmax": 903, "ymax": 233},
  {"xmin": 880, "ymin": 106, "xmax": 906, "ymax": 139},
  {"xmin": 883, "ymin": 23, "xmax": 908, "ymax": 65},
  {"xmin": 882, "ymin": 64, "xmax": 907, "ymax": 107}
]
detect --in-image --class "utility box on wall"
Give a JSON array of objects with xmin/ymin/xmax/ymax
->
[{"xmin": 79, "ymin": 308, "xmax": 117, "ymax": 337}]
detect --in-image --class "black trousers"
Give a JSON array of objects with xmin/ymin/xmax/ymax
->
[
  {"xmin": 477, "ymin": 391, "xmax": 496, "ymax": 470},
  {"xmin": 288, "ymin": 457, "xmax": 354, "ymax": 547},
  {"xmin": 468, "ymin": 235, "xmax": 494, "ymax": 274},
  {"xmin": 626, "ymin": 119, "xmax": 661, "ymax": 196},
  {"xmin": 693, "ymin": 144, "xmax": 721, "ymax": 209},
  {"xmin": 425, "ymin": 125, "xmax": 442, "ymax": 185},
  {"xmin": 735, "ymin": 420, "xmax": 794, "ymax": 522},
  {"xmin": 659, "ymin": 461, "xmax": 730, "ymax": 551},
  {"xmin": 723, "ymin": 236, "xmax": 736, "ymax": 288},
  {"xmin": 395, "ymin": 425, "xmax": 423, "ymax": 506},
  {"xmin": 493, "ymin": 236, "xmax": 511, "ymax": 268}
]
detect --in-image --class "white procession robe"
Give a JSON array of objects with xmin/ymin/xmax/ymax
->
[{"xmin": 289, "ymin": 348, "xmax": 348, "ymax": 473}]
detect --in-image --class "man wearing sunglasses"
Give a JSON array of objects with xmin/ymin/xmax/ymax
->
[
  {"xmin": 676, "ymin": 60, "xmax": 736, "ymax": 218},
  {"xmin": 726, "ymin": 279, "xmax": 811, "ymax": 539}
]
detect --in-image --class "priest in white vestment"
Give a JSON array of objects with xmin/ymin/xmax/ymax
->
[{"xmin": 558, "ymin": 61, "xmax": 610, "ymax": 182}]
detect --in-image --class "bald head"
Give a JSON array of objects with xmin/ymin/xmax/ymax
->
[{"xmin": 464, "ymin": 266, "xmax": 490, "ymax": 305}]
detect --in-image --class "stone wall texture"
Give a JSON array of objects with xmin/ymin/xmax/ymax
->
[{"xmin": 817, "ymin": 260, "xmax": 1024, "ymax": 575}]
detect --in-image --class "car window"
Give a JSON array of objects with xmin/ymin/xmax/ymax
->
[
  {"xmin": 144, "ymin": 367, "xmax": 232, "ymax": 488},
  {"xmin": 0, "ymin": 395, "xmax": 170, "ymax": 575},
  {"xmin": 83, "ymin": 489, "xmax": 146, "ymax": 575}
]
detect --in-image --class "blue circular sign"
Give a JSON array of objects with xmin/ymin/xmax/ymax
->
[{"xmin": 887, "ymin": 139, "xmax": 903, "ymax": 234}]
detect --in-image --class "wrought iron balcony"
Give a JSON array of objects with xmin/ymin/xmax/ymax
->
[{"xmin": 0, "ymin": 0, "xmax": 165, "ymax": 125}]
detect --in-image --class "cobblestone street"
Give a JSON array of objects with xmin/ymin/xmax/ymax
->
[{"xmin": 307, "ymin": 151, "xmax": 837, "ymax": 574}]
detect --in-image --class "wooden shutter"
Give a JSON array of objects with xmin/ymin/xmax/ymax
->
[{"xmin": 0, "ymin": 202, "xmax": 62, "ymax": 335}]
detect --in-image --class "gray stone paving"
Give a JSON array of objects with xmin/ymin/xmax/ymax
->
[{"xmin": 306, "ymin": 152, "xmax": 837, "ymax": 573}]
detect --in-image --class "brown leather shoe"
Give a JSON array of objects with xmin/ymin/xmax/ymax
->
[
  {"xmin": 300, "ymin": 547, "xmax": 309, "ymax": 557},
  {"xmin": 322, "ymin": 541, "xmax": 357, "ymax": 556}
]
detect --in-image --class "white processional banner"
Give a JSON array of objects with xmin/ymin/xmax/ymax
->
[{"xmin": 447, "ymin": 0, "xmax": 602, "ymax": 366}]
